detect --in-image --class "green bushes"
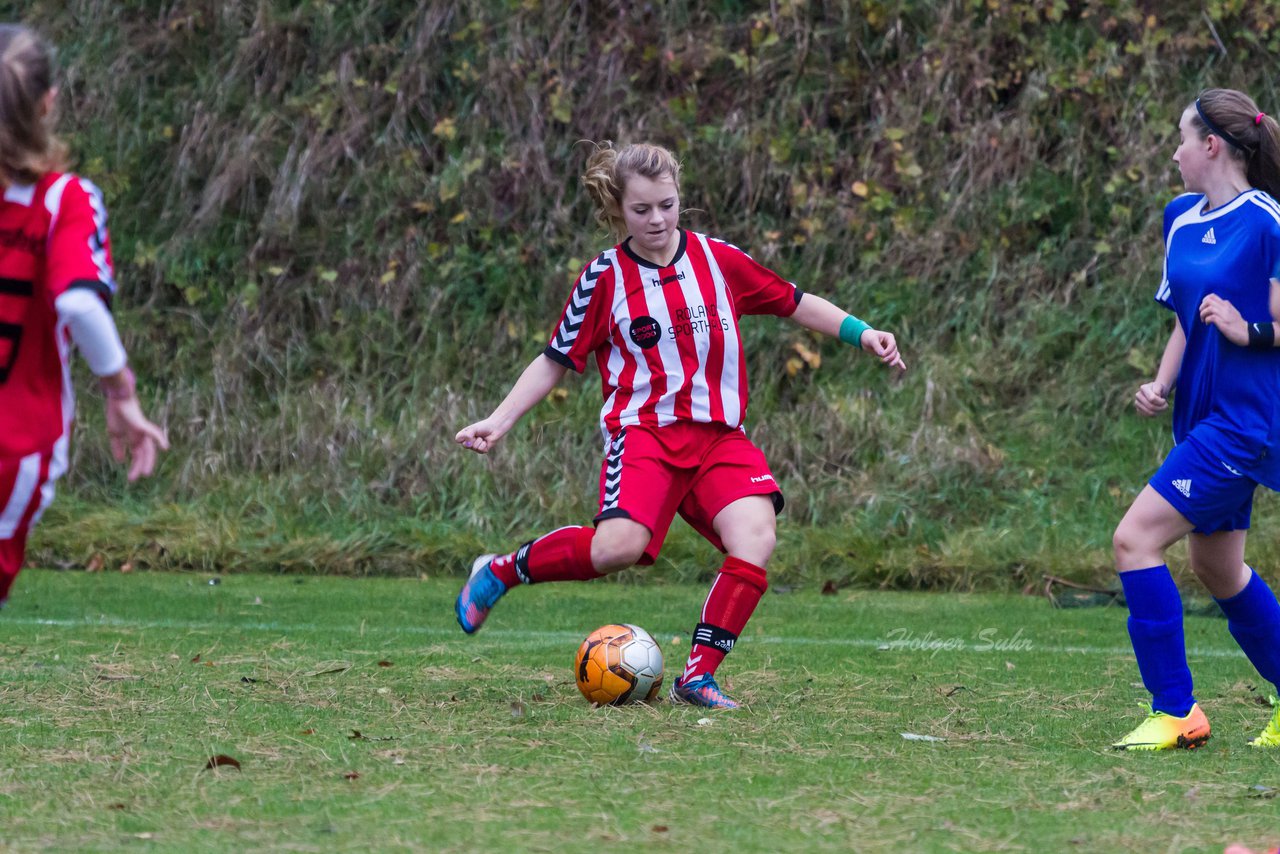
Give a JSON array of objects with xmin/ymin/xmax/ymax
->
[{"xmin": 21, "ymin": 1, "xmax": 1280, "ymax": 585}]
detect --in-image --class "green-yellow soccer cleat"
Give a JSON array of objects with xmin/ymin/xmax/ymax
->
[
  {"xmin": 1248, "ymin": 696, "xmax": 1280, "ymax": 748},
  {"xmin": 1111, "ymin": 703, "xmax": 1211, "ymax": 751}
]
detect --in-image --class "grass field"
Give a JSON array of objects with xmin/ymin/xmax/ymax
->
[{"xmin": 1, "ymin": 569, "xmax": 1278, "ymax": 853}]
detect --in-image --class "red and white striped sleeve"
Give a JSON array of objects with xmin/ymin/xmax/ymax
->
[
  {"xmin": 707, "ymin": 239, "xmax": 802, "ymax": 318},
  {"xmin": 544, "ymin": 249, "xmax": 615, "ymax": 373},
  {"xmin": 44, "ymin": 175, "xmax": 117, "ymax": 304}
]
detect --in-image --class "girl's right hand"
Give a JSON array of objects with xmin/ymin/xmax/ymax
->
[
  {"xmin": 1134, "ymin": 381, "xmax": 1169, "ymax": 417},
  {"xmin": 105, "ymin": 397, "xmax": 169, "ymax": 481},
  {"xmin": 455, "ymin": 418, "xmax": 505, "ymax": 454}
]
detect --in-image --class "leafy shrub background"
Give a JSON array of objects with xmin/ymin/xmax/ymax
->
[{"xmin": 16, "ymin": 0, "xmax": 1280, "ymax": 587}]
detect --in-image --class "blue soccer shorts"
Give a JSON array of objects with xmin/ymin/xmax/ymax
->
[{"xmin": 1148, "ymin": 435, "xmax": 1256, "ymax": 534}]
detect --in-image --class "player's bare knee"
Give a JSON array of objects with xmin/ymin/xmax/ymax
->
[
  {"xmin": 748, "ymin": 525, "xmax": 777, "ymax": 563},
  {"xmin": 725, "ymin": 523, "xmax": 776, "ymax": 566},
  {"xmin": 1187, "ymin": 562, "xmax": 1214, "ymax": 586},
  {"xmin": 591, "ymin": 531, "xmax": 648, "ymax": 573},
  {"xmin": 1112, "ymin": 523, "xmax": 1142, "ymax": 566}
]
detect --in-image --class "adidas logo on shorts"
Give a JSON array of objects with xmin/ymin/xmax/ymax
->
[{"xmin": 1172, "ymin": 478, "xmax": 1192, "ymax": 498}]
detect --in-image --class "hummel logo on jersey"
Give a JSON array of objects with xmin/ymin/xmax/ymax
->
[
  {"xmin": 1172, "ymin": 478, "xmax": 1192, "ymax": 498},
  {"xmin": 648, "ymin": 270, "xmax": 686, "ymax": 288},
  {"xmin": 1202, "ymin": 228, "xmax": 1217, "ymax": 245}
]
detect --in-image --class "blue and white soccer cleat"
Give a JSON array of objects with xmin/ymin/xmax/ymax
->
[
  {"xmin": 454, "ymin": 554, "xmax": 505, "ymax": 634},
  {"xmin": 669, "ymin": 673, "xmax": 740, "ymax": 710}
]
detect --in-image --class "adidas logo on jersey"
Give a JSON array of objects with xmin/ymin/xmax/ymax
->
[
  {"xmin": 1202, "ymin": 227, "xmax": 1217, "ymax": 245},
  {"xmin": 1172, "ymin": 478, "xmax": 1192, "ymax": 498}
]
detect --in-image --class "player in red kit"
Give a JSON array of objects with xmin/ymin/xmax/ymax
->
[
  {"xmin": 455, "ymin": 142, "xmax": 904, "ymax": 708},
  {"xmin": 0, "ymin": 25, "xmax": 168, "ymax": 607}
]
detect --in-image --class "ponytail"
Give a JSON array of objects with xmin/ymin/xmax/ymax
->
[
  {"xmin": 1191, "ymin": 88, "xmax": 1280, "ymax": 200},
  {"xmin": 1251, "ymin": 114, "xmax": 1280, "ymax": 200},
  {"xmin": 581, "ymin": 141, "xmax": 681, "ymax": 240},
  {"xmin": 0, "ymin": 24, "xmax": 66, "ymax": 187}
]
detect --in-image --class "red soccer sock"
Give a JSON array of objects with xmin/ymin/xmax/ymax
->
[
  {"xmin": 488, "ymin": 526, "xmax": 600, "ymax": 588},
  {"xmin": 681, "ymin": 556, "xmax": 768, "ymax": 684}
]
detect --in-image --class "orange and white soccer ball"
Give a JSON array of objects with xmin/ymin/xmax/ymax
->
[{"xmin": 574, "ymin": 624, "xmax": 664, "ymax": 705}]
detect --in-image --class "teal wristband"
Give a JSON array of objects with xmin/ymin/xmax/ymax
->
[{"xmin": 839, "ymin": 315, "xmax": 872, "ymax": 348}]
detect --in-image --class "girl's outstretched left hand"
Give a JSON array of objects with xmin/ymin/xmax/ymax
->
[{"xmin": 860, "ymin": 329, "xmax": 906, "ymax": 372}]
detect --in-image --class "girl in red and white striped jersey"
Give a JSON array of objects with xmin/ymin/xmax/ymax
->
[
  {"xmin": 455, "ymin": 142, "xmax": 903, "ymax": 708},
  {"xmin": 0, "ymin": 25, "xmax": 167, "ymax": 606}
]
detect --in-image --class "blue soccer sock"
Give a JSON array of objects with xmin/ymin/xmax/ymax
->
[
  {"xmin": 1215, "ymin": 568, "xmax": 1280, "ymax": 693},
  {"xmin": 1120, "ymin": 565, "xmax": 1196, "ymax": 717}
]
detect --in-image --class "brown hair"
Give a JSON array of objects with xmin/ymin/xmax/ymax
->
[
  {"xmin": 0, "ymin": 24, "xmax": 66, "ymax": 186},
  {"xmin": 1190, "ymin": 88, "xmax": 1280, "ymax": 199},
  {"xmin": 581, "ymin": 142, "xmax": 681, "ymax": 239}
]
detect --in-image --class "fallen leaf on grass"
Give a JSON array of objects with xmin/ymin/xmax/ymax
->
[
  {"xmin": 377, "ymin": 660, "xmax": 393, "ymax": 667},
  {"xmin": 106, "ymin": 803, "xmax": 126, "ymax": 810},
  {"xmin": 85, "ymin": 554, "xmax": 104, "ymax": 573},
  {"xmin": 343, "ymin": 771, "xmax": 360, "ymax": 780},
  {"xmin": 900, "ymin": 733, "xmax": 945, "ymax": 742},
  {"xmin": 652, "ymin": 825, "xmax": 668, "ymax": 833},
  {"xmin": 119, "ymin": 561, "xmax": 134, "ymax": 574},
  {"xmin": 348, "ymin": 730, "xmax": 395, "ymax": 742},
  {"xmin": 939, "ymin": 685, "xmax": 967, "ymax": 698},
  {"xmin": 204, "ymin": 755, "xmax": 241, "ymax": 770},
  {"xmin": 696, "ymin": 718, "xmax": 713, "ymax": 727},
  {"xmin": 189, "ymin": 654, "xmax": 200, "ymax": 663},
  {"xmin": 300, "ymin": 729, "xmax": 315, "ymax": 736}
]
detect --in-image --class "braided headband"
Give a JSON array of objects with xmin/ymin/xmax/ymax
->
[{"xmin": 1195, "ymin": 98, "xmax": 1248, "ymax": 152}]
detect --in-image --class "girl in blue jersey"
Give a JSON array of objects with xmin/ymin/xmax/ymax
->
[{"xmin": 1112, "ymin": 88, "xmax": 1280, "ymax": 750}]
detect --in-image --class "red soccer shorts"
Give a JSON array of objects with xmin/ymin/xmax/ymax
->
[
  {"xmin": 593, "ymin": 421, "xmax": 784, "ymax": 564},
  {"xmin": 0, "ymin": 442, "xmax": 65, "ymax": 599}
]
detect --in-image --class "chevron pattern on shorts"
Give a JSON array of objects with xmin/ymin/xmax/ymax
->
[{"xmin": 600, "ymin": 428, "xmax": 626, "ymax": 513}]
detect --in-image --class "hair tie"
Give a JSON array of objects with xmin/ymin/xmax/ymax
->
[{"xmin": 1257, "ymin": 112, "xmax": 1267, "ymax": 126}]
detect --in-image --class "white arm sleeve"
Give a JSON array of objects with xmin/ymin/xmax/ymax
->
[{"xmin": 54, "ymin": 288, "xmax": 127, "ymax": 377}]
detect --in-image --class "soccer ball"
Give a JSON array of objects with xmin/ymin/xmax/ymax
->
[{"xmin": 574, "ymin": 623, "xmax": 664, "ymax": 705}]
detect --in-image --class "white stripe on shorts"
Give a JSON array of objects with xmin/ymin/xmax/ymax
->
[
  {"xmin": 30, "ymin": 436, "xmax": 68, "ymax": 529},
  {"xmin": 0, "ymin": 452, "xmax": 43, "ymax": 540}
]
